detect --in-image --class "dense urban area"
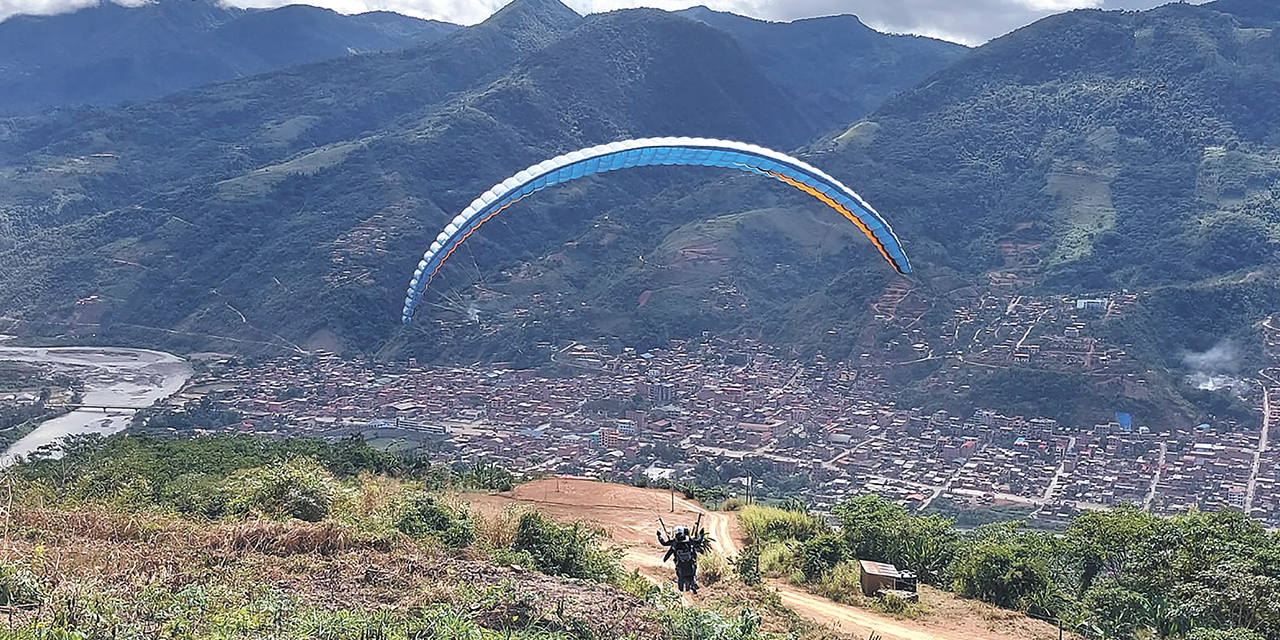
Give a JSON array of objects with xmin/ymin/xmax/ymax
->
[{"xmin": 10, "ymin": 284, "xmax": 1264, "ymax": 529}]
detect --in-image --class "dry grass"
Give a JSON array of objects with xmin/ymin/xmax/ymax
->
[
  {"xmin": 471, "ymin": 502, "xmax": 530, "ymax": 549},
  {"xmin": 1, "ymin": 504, "xmax": 666, "ymax": 639},
  {"xmin": 202, "ymin": 519, "xmax": 380, "ymax": 556},
  {"xmin": 697, "ymin": 551, "xmax": 730, "ymax": 585},
  {"xmin": 12, "ymin": 504, "xmax": 182, "ymax": 544}
]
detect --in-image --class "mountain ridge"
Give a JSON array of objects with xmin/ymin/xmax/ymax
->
[{"xmin": 0, "ymin": 0, "xmax": 459, "ymax": 114}]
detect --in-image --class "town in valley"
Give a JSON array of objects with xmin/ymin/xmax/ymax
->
[{"xmin": 31, "ymin": 281, "xmax": 1266, "ymax": 530}]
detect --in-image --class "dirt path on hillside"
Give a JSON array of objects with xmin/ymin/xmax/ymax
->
[{"xmin": 461, "ymin": 479, "xmax": 1064, "ymax": 640}]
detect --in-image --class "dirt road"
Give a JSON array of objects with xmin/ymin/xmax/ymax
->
[{"xmin": 461, "ymin": 479, "xmax": 1064, "ymax": 640}]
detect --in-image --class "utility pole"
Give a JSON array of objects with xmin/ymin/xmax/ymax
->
[{"xmin": 670, "ymin": 481, "xmax": 675, "ymax": 512}]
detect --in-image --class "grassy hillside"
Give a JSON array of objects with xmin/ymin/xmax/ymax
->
[{"xmin": 0, "ymin": 434, "xmax": 839, "ymax": 639}]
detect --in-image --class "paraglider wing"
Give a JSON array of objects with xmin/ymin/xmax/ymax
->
[{"xmin": 402, "ymin": 137, "xmax": 911, "ymax": 324}]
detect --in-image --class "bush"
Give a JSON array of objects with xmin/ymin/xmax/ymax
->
[
  {"xmin": 816, "ymin": 561, "xmax": 863, "ymax": 604},
  {"xmin": 161, "ymin": 473, "xmax": 232, "ymax": 518},
  {"xmin": 735, "ymin": 545, "xmax": 762, "ymax": 586},
  {"xmin": 472, "ymin": 503, "xmax": 529, "ymax": 549},
  {"xmin": 658, "ymin": 606, "xmax": 766, "ymax": 640},
  {"xmin": 737, "ymin": 505, "xmax": 826, "ymax": 544},
  {"xmin": 1185, "ymin": 630, "xmax": 1265, "ymax": 640},
  {"xmin": 800, "ymin": 534, "xmax": 846, "ymax": 582},
  {"xmin": 510, "ymin": 512, "xmax": 621, "ymax": 582},
  {"xmin": 455, "ymin": 461, "xmax": 514, "ymax": 492},
  {"xmin": 698, "ymin": 551, "xmax": 729, "ymax": 586},
  {"xmin": 758, "ymin": 541, "xmax": 800, "ymax": 578},
  {"xmin": 395, "ymin": 493, "xmax": 474, "ymax": 548},
  {"xmin": 0, "ymin": 562, "xmax": 42, "ymax": 607},
  {"xmin": 720, "ymin": 496, "xmax": 747, "ymax": 511},
  {"xmin": 618, "ymin": 569, "xmax": 662, "ymax": 600},
  {"xmin": 228, "ymin": 459, "xmax": 338, "ymax": 522}
]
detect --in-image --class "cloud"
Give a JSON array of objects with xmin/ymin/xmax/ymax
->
[{"xmin": 0, "ymin": 0, "xmax": 1211, "ymax": 45}]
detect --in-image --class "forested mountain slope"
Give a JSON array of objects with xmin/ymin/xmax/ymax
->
[{"xmin": 0, "ymin": 0, "xmax": 457, "ymax": 114}]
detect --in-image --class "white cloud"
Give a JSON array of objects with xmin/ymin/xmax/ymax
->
[{"xmin": 0, "ymin": 0, "xmax": 1212, "ymax": 44}]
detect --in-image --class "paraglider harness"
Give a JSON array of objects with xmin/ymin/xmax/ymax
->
[{"xmin": 657, "ymin": 514, "xmax": 714, "ymax": 594}]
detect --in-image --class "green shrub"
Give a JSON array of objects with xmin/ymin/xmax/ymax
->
[
  {"xmin": 816, "ymin": 561, "xmax": 863, "ymax": 604},
  {"xmin": 735, "ymin": 544, "xmax": 762, "ymax": 586},
  {"xmin": 455, "ymin": 461, "xmax": 515, "ymax": 492},
  {"xmin": 0, "ymin": 562, "xmax": 42, "ymax": 607},
  {"xmin": 227, "ymin": 458, "xmax": 337, "ymax": 522},
  {"xmin": 800, "ymin": 534, "xmax": 846, "ymax": 582},
  {"xmin": 395, "ymin": 493, "xmax": 474, "ymax": 548},
  {"xmin": 737, "ymin": 505, "xmax": 825, "ymax": 544},
  {"xmin": 510, "ymin": 512, "xmax": 622, "ymax": 582},
  {"xmin": 160, "ymin": 473, "xmax": 232, "ymax": 518},
  {"xmin": 659, "ymin": 606, "xmax": 766, "ymax": 640},
  {"xmin": 618, "ymin": 569, "xmax": 662, "ymax": 600},
  {"xmin": 758, "ymin": 541, "xmax": 799, "ymax": 578},
  {"xmin": 1185, "ymin": 630, "xmax": 1265, "ymax": 640}
]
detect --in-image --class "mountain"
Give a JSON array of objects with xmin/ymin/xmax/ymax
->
[
  {"xmin": 0, "ymin": 0, "xmax": 458, "ymax": 114},
  {"xmin": 0, "ymin": 1, "xmax": 819, "ymax": 354},
  {"xmin": 14, "ymin": 0, "xmax": 1280, "ymax": 429},
  {"xmin": 676, "ymin": 6, "xmax": 968, "ymax": 135},
  {"xmin": 818, "ymin": 1, "xmax": 1280, "ymax": 338}
]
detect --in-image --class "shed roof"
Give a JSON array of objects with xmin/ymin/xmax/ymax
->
[{"xmin": 859, "ymin": 560, "xmax": 901, "ymax": 579}]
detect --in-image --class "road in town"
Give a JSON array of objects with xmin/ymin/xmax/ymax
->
[{"xmin": 0, "ymin": 344, "xmax": 191, "ymax": 465}]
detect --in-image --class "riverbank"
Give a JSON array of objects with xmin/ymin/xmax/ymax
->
[{"xmin": 0, "ymin": 345, "xmax": 192, "ymax": 465}]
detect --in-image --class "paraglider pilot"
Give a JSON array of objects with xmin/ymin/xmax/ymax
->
[{"xmin": 657, "ymin": 526, "xmax": 701, "ymax": 593}]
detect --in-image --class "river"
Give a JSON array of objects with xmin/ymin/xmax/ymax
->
[{"xmin": 0, "ymin": 341, "xmax": 192, "ymax": 466}]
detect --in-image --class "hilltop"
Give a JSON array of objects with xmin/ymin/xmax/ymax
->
[{"xmin": 6, "ymin": 432, "xmax": 1275, "ymax": 640}]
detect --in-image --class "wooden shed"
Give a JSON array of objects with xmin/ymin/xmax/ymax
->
[{"xmin": 858, "ymin": 560, "xmax": 901, "ymax": 597}]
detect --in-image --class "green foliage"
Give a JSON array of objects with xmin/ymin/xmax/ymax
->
[
  {"xmin": 6, "ymin": 577, "xmax": 604, "ymax": 640},
  {"xmin": 735, "ymin": 544, "xmax": 762, "ymax": 587},
  {"xmin": 698, "ymin": 551, "xmax": 730, "ymax": 586},
  {"xmin": 949, "ymin": 523, "xmax": 1053, "ymax": 611},
  {"xmin": 799, "ymin": 534, "xmax": 845, "ymax": 582},
  {"xmin": 0, "ymin": 562, "xmax": 43, "ymax": 607},
  {"xmin": 658, "ymin": 606, "xmax": 768, "ymax": 640},
  {"xmin": 455, "ymin": 461, "xmax": 516, "ymax": 492},
  {"xmin": 757, "ymin": 541, "xmax": 800, "ymax": 579},
  {"xmin": 1185, "ymin": 629, "xmax": 1266, "ymax": 640},
  {"xmin": 814, "ymin": 561, "xmax": 863, "ymax": 604},
  {"xmin": 832, "ymin": 495, "xmax": 957, "ymax": 585},
  {"xmin": 1080, "ymin": 579, "xmax": 1150, "ymax": 640},
  {"xmin": 12, "ymin": 433, "xmax": 440, "ymax": 511},
  {"xmin": 510, "ymin": 512, "xmax": 622, "ymax": 583},
  {"xmin": 225, "ymin": 458, "xmax": 337, "ymax": 522},
  {"xmin": 396, "ymin": 493, "xmax": 474, "ymax": 548},
  {"xmin": 159, "ymin": 472, "xmax": 234, "ymax": 519}
]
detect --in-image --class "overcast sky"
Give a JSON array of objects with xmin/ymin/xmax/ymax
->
[{"xmin": 1, "ymin": 0, "xmax": 1211, "ymax": 45}]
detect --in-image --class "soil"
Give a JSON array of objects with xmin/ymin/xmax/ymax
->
[{"xmin": 462, "ymin": 478, "xmax": 1074, "ymax": 640}]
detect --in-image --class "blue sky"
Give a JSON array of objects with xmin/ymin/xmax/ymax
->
[{"xmin": 1, "ymin": 0, "xmax": 1211, "ymax": 45}]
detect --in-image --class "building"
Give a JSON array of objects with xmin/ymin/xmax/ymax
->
[{"xmin": 859, "ymin": 560, "xmax": 901, "ymax": 597}]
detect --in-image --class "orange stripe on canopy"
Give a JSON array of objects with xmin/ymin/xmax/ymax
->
[{"xmin": 765, "ymin": 170, "xmax": 897, "ymax": 269}]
